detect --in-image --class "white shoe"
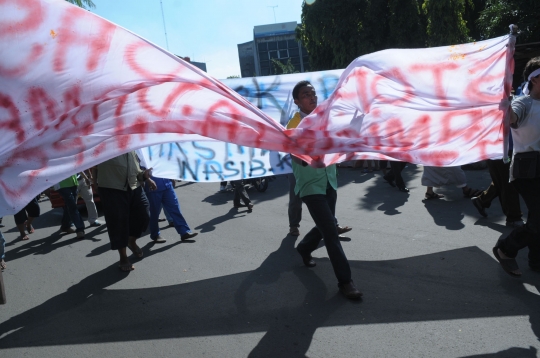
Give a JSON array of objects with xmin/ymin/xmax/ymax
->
[
  {"xmin": 226, "ymin": 184, "xmax": 232, "ymax": 190},
  {"xmin": 506, "ymin": 220, "xmax": 525, "ymax": 227}
]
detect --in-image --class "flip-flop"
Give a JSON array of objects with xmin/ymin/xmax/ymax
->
[
  {"xmin": 118, "ymin": 262, "xmax": 134, "ymax": 272},
  {"xmin": 127, "ymin": 244, "xmax": 143, "ymax": 258},
  {"xmin": 26, "ymin": 224, "xmax": 35, "ymax": 234},
  {"xmin": 492, "ymin": 247, "xmax": 521, "ymax": 278}
]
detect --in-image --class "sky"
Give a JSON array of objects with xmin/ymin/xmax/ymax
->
[{"xmin": 90, "ymin": 0, "xmax": 306, "ymax": 79}]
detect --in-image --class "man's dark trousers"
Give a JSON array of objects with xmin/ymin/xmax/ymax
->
[
  {"xmin": 296, "ymin": 184, "xmax": 352, "ymax": 285},
  {"xmin": 477, "ymin": 159, "xmax": 522, "ymax": 222}
]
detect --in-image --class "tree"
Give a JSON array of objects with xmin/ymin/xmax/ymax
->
[
  {"xmin": 422, "ymin": 0, "xmax": 471, "ymax": 46},
  {"xmin": 387, "ymin": 0, "xmax": 426, "ymax": 48},
  {"xmin": 65, "ymin": 0, "xmax": 95, "ymax": 9},
  {"xmin": 462, "ymin": 0, "xmax": 486, "ymax": 41},
  {"xmin": 271, "ymin": 59, "xmax": 298, "ymax": 75},
  {"xmin": 296, "ymin": 0, "xmax": 389, "ymax": 70},
  {"xmin": 477, "ymin": 0, "xmax": 540, "ymax": 43},
  {"xmin": 226, "ymin": 75, "xmax": 240, "ymax": 79}
]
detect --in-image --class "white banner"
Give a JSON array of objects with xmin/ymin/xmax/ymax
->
[
  {"xmin": 0, "ymin": 0, "xmax": 514, "ymax": 215},
  {"xmin": 138, "ymin": 70, "xmax": 344, "ymax": 181}
]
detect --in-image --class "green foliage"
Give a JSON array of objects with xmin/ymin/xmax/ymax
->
[
  {"xmin": 299, "ymin": 0, "xmax": 540, "ymax": 69},
  {"xmin": 422, "ymin": 0, "xmax": 471, "ymax": 46},
  {"xmin": 271, "ymin": 59, "xmax": 298, "ymax": 75},
  {"xmin": 65, "ymin": 0, "xmax": 95, "ymax": 9},
  {"xmin": 297, "ymin": 0, "xmax": 376, "ymax": 71},
  {"xmin": 387, "ymin": 0, "xmax": 426, "ymax": 48},
  {"xmin": 226, "ymin": 75, "xmax": 240, "ymax": 79},
  {"xmin": 462, "ymin": 0, "xmax": 486, "ymax": 41},
  {"xmin": 477, "ymin": 0, "xmax": 540, "ymax": 43}
]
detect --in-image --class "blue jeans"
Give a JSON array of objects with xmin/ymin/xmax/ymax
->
[
  {"xmin": 0, "ymin": 231, "xmax": 5, "ymax": 260},
  {"xmin": 57, "ymin": 186, "xmax": 85, "ymax": 233},
  {"xmin": 163, "ymin": 207, "xmax": 173, "ymax": 223},
  {"xmin": 147, "ymin": 187, "xmax": 190, "ymax": 239},
  {"xmin": 297, "ymin": 185, "xmax": 352, "ymax": 285}
]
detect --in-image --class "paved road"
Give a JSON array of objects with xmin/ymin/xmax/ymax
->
[{"xmin": 1, "ymin": 165, "xmax": 539, "ymax": 358}]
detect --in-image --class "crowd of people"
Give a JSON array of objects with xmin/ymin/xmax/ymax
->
[{"xmin": 1, "ymin": 57, "xmax": 539, "ymax": 300}]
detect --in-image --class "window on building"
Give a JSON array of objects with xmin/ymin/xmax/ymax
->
[
  {"xmin": 279, "ymin": 50, "xmax": 288, "ymax": 59},
  {"xmin": 288, "ymin": 40, "xmax": 297, "ymax": 48},
  {"xmin": 278, "ymin": 40, "xmax": 287, "ymax": 50},
  {"xmin": 290, "ymin": 56, "xmax": 300, "ymax": 65},
  {"xmin": 269, "ymin": 51, "xmax": 278, "ymax": 59},
  {"xmin": 258, "ymin": 51, "xmax": 268, "ymax": 60},
  {"xmin": 258, "ymin": 42, "xmax": 267, "ymax": 51},
  {"xmin": 260, "ymin": 60, "xmax": 269, "ymax": 70},
  {"xmin": 288, "ymin": 48, "xmax": 299, "ymax": 57},
  {"xmin": 267, "ymin": 42, "xmax": 277, "ymax": 51}
]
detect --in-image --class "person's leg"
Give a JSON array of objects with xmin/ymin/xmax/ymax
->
[
  {"xmin": 497, "ymin": 178, "xmax": 540, "ymax": 272},
  {"xmin": 162, "ymin": 187, "xmax": 192, "ymax": 235},
  {"xmin": 0, "ymin": 231, "xmax": 5, "ymax": 269},
  {"xmin": 25, "ymin": 197, "xmax": 40, "ymax": 233},
  {"xmin": 490, "ymin": 159, "xmax": 523, "ymax": 224},
  {"xmin": 146, "ymin": 190, "xmax": 163, "ymax": 240},
  {"xmin": 99, "ymin": 187, "xmax": 132, "ymax": 268},
  {"xmin": 77, "ymin": 179, "xmax": 99, "ymax": 225},
  {"xmin": 478, "ymin": 160, "xmax": 502, "ymax": 209},
  {"xmin": 383, "ymin": 161, "xmax": 396, "ymax": 186},
  {"xmin": 163, "ymin": 207, "xmax": 173, "ymax": 225},
  {"xmin": 233, "ymin": 180, "xmax": 252, "ymax": 208},
  {"xmin": 14, "ymin": 204, "xmax": 30, "ymax": 240},
  {"xmin": 127, "ymin": 186, "xmax": 150, "ymax": 254},
  {"xmin": 379, "ymin": 160, "xmax": 388, "ymax": 176},
  {"xmin": 288, "ymin": 174, "xmax": 302, "ymax": 234},
  {"xmin": 57, "ymin": 186, "xmax": 85, "ymax": 237},
  {"xmin": 60, "ymin": 206, "xmax": 74, "ymax": 232},
  {"xmin": 391, "ymin": 161, "xmax": 408, "ymax": 191},
  {"xmin": 302, "ymin": 189, "xmax": 352, "ymax": 285}
]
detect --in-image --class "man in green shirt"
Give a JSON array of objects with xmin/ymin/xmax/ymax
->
[
  {"xmin": 54, "ymin": 174, "xmax": 85, "ymax": 239},
  {"xmin": 291, "ymin": 81, "xmax": 362, "ymax": 300}
]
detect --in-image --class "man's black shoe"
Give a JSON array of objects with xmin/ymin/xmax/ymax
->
[
  {"xmin": 397, "ymin": 186, "xmax": 409, "ymax": 193},
  {"xmin": 296, "ymin": 248, "xmax": 316, "ymax": 267},
  {"xmin": 471, "ymin": 197, "xmax": 487, "ymax": 217},
  {"xmin": 383, "ymin": 175, "xmax": 396, "ymax": 187},
  {"xmin": 339, "ymin": 281, "xmax": 363, "ymax": 300},
  {"xmin": 181, "ymin": 232, "xmax": 198, "ymax": 241}
]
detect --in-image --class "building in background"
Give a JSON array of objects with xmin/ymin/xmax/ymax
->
[
  {"xmin": 237, "ymin": 21, "xmax": 309, "ymax": 78},
  {"xmin": 177, "ymin": 56, "xmax": 207, "ymax": 72}
]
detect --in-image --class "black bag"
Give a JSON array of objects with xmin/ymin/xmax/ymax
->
[{"xmin": 512, "ymin": 151, "xmax": 540, "ymax": 179}]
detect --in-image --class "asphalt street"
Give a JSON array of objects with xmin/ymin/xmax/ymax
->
[{"xmin": 1, "ymin": 165, "xmax": 539, "ymax": 358}]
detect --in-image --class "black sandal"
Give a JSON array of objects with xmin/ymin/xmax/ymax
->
[
  {"xmin": 492, "ymin": 246, "xmax": 521, "ymax": 278},
  {"xmin": 424, "ymin": 192, "xmax": 444, "ymax": 200}
]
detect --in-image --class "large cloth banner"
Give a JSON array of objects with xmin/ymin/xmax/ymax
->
[
  {"xmin": 0, "ymin": 0, "xmax": 514, "ymax": 215},
  {"xmin": 138, "ymin": 70, "xmax": 343, "ymax": 182}
]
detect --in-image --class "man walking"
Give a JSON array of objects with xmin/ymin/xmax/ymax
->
[{"xmin": 290, "ymin": 81, "xmax": 362, "ymax": 300}]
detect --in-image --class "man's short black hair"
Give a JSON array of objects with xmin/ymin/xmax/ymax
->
[
  {"xmin": 292, "ymin": 80, "xmax": 312, "ymax": 100},
  {"xmin": 524, "ymin": 56, "xmax": 540, "ymax": 93}
]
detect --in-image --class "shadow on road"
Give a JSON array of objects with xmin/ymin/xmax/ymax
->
[{"xmin": 1, "ymin": 236, "xmax": 539, "ymax": 357}]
